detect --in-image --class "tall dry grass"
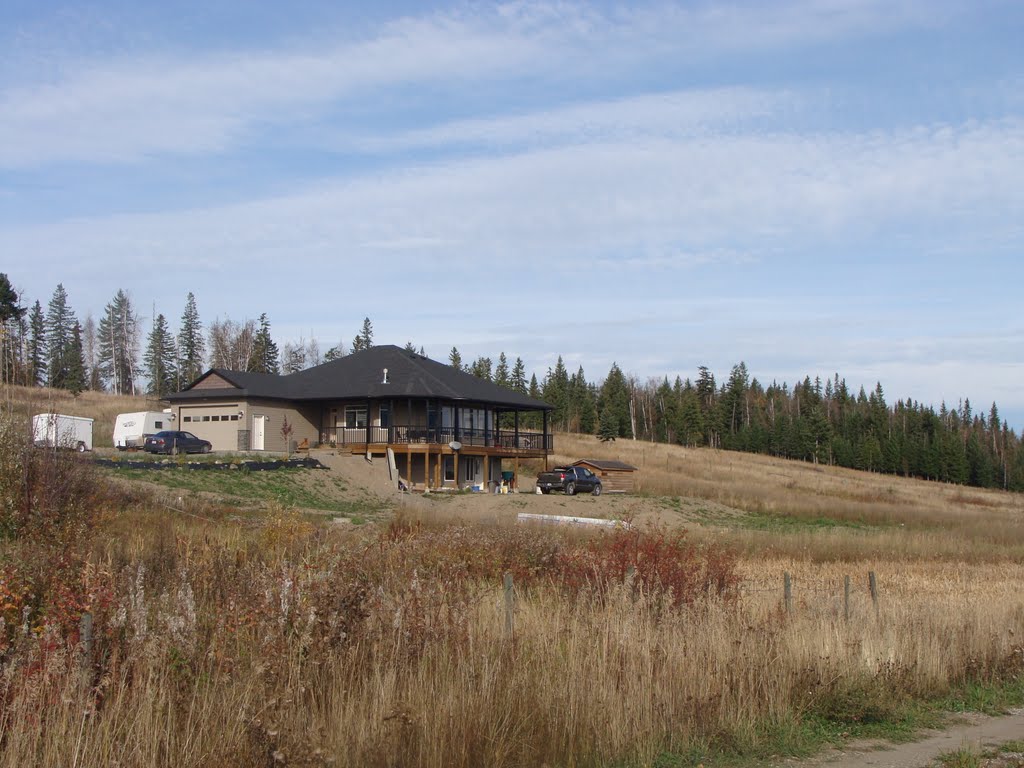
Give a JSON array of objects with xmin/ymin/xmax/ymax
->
[
  {"xmin": 554, "ymin": 432, "xmax": 1024, "ymax": 561},
  {"xmin": 2, "ymin": 508, "xmax": 1024, "ymax": 767},
  {"xmin": 2, "ymin": 384, "xmax": 159, "ymax": 448}
]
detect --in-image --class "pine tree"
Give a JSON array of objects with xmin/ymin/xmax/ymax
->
[
  {"xmin": 0, "ymin": 274, "xmax": 25, "ymax": 385},
  {"xmin": 598, "ymin": 406, "xmax": 618, "ymax": 442},
  {"xmin": 144, "ymin": 313, "xmax": 177, "ymax": 396},
  {"xmin": 247, "ymin": 313, "xmax": 280, "ymax": 374},
  {"xmin": 66, "ymin": 321, "xmax": 87, "ymax": 395},
  {"xmin": 448, "ymin": 347, "xmax": 463, "ymax": 371},
  {"xmin": 177, "ymin": 292, "xmax": 205, "ymax": 386},
  {"xmin": 45, "ymin": 284, "xmax": 77, "ymax": 389},
  {"xmin": 82, "ymin": 314, "xmax": 101, "ymax": 391},
  {"xmin": 543, "ymin": 357, "xmax": 570, "ymax": 430},
  {"xmin": 511, "ymin": 357, "xmax": 527, "ymax": 394},
  {"xmin": 324, "ymin": 340, "xmax": 346, "ymax": 361},
  {"xmin": 26, "ymin": 301, "xmax": 45, "ymax": 386},
  {"xmin": 494, "ymin": 352, "xmax": 510, "ymax": 389},
  {"xmin": 97, "ymin": 289, "xmax": 140, "ymax": 394},
  {"xmin": 351, "ymin": 317, "xmax": 374, "ymax": 352},
  {"xmin": 470, "ymin": 356, "xmax": 492, "ymax": 381}
]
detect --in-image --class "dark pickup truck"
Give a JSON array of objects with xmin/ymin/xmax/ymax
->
[{"xmin": 535, "ymin": 466, "xmax": 602, "ymax": 496}]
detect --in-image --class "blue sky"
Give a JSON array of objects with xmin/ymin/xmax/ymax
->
[{"xmin": 2, "ymin": 0, "xmax": 1022, "ymax": 428}]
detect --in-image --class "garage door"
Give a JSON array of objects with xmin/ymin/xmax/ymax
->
[{"xmin": 179, "ymin": 406, "xmax": 242, "ymax": 451}]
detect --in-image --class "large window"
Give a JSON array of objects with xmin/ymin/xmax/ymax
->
[
  {"xmin": 379, "ymin": 403, "xmax": 391, "ymax": 428},
  {"xmin": 345, "ymin": 406, "xmax": 367, "ymax": 429}
]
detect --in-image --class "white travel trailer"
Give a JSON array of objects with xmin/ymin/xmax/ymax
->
[
  {"xmin": 113, "ymin": 410, "xmax": 175, "ymax": 450},
  {"xmin": 32, "ymin": 413, "xmax": 94, "ymax": 452}
]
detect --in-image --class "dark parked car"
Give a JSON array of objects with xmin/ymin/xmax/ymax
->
[
  {"xmin": 535, "ymin": 466, "xmax": 602, "ymax": 496},
  {"xmin": 143, "ymin": 430, "xmax": 212, "ymax": 455}
]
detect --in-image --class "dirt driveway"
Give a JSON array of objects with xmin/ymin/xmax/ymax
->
[{"xmin": 796, "ymin": 710, "xmax": 1024, "ymax": 768}]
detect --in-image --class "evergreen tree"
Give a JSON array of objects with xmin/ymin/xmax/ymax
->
[
  {"xmin": 144, "ymin": 313, "xmax": 177, "ymax": 396},
  {"xmin": 177, "ymin": 292, "xmax": 205, "ymax": 386},
  {"xmin": 27, "ymin": 300, "xmax": 45, "ymax": 386},
  {"xmin": 448, "ymin": 347, "xmax": 464, "ymax": 371},
  {"xmin": 97, "ymin": 289, "xmax": 140, "ymax": 395},
  {"xmin": 597, "ymin": 362, "xmax": 632, "ymax": 438},
  {"xmin": 66, "ymin": 321, "xmax": 87, "ymax": 395},
  {"xmin": 324, "ymin": 340, "xmax": 346, "ymax": 361},
  {"xmin": 598, "ymin": 405, "xmax": 618, "ymax": 442},
  {"xmin": 511, "ymin": 357, "xmax": 527, "ymax": 394},
  {"xmin": 247, "ymin": 313, "xmax": 280, "ymax": 374},
  {"xmin": 470, "ymin": 356, "xmax": 493, "ymax": 381},
  {"xmin": 494, "ymin": 352, "xmax": 510, "ymax": 389},
  {"xmin": 45, "ymin": 284, "xmax": 77, "ymax": 389},
  {"xmin": 0, "ymin": 274, "xmax": 25, "ymax": 385},
  {"xmin": 543, "ymin": 356, "xmax": 570, "ymax": 431},
  {"xmin": 351, "ymin": 317, "xmax": 374, "ymax": 352}
]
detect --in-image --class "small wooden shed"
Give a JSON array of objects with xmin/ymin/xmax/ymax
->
[{"xmin": 571, "ymin": 459, "xmax": 638, "ymax": 494}]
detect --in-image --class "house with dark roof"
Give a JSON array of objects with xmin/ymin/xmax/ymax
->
[{"xmin": 165, "ymin": 345, "xmax": 553, "ymax": 491}]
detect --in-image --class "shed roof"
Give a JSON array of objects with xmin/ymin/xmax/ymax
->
[
  {"xmin": 572, "ymin": 459, "xmax": 638, "ymax": 471},
  {"xmin": 168, "ymin": 345, "xmax": 552, "ymax": 410}
]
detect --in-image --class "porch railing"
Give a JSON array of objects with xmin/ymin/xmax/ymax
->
[{"xmin": 319, "ymin": 425, "xmax": 551, "ymax": 451}]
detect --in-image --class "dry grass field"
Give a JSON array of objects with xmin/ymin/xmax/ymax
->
[{"xmin": 2, "ymin": 387, "xmax": 1024, "ymax": 767}]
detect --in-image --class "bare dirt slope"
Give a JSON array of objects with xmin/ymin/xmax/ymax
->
[{"xmin": 797, "ymin": 710, "xmax": 1024, "ymax": 768}]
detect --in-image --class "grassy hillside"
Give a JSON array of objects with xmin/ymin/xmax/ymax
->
[{"xmin": 2, "ymin": 383, "xmax": 161, "ymax": 448}]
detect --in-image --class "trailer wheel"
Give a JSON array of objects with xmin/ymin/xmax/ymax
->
[{"xmin": 76, "ymin": 441, "xmax": 86, "ymax": 453}]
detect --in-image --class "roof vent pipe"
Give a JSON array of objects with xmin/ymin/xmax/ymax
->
[{"xmin": 382, "ymin": 368, "xmax": 389, "ymax": 384}]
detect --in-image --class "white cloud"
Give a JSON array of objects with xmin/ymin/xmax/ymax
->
[{"xmin": 0, "ymin": 0, "xmax": 958, "ymax": 168}]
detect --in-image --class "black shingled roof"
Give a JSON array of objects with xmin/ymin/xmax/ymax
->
[{"xmin": 168, "ymin": 345, "xmax": 552, "ymax": 410}]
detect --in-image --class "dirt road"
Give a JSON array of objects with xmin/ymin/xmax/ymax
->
[{"xmin": 800, "ymin": 709, "xmax": 1024, "ymax": 768}]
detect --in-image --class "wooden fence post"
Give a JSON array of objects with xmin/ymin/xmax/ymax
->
[
  {"xmin": 503, "ymin": 572, "xmax": 515, "ymax": 639},
  {"xmin": 784, "ymin": 572, "xmax": 792, "ymax": 614},
  {"xmin": 868, "ymin": 571, "xmax": 879, "ymax": 619},
  {"xmin": 844, "ymin": 575, "xmax": 851, "ymax": 622}
]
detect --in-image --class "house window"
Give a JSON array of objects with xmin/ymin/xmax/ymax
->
[
  {"xmin": 345, "ymin": 406, "xmax": 367, "ymax": 429},
  {"xmin": 183, "ymin": 416, "xmax": 191, "ymax": 423},
  {"xmin": 443, "ymin": 455, "xmax": 454, "ymax": 482},
  {"xmin": 202, "ymin": 416, "xmax": 210, "ymax": 422},
  {"xmin": 212, "ymin": 415, "xmax": 220, "ymax": 421},
  {"xmin": 427, "ymin": 403, "xmax": 438, "ymax": 429},
  {"xmin": 230, "ymin": 415, "xmax": 239, "ymax": 421},
  {"xmin": 379, "ymin": 403, "xmax": 391, "ymax": 428}
]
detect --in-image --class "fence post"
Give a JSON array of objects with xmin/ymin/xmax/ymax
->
[
  {"xmin": 868, "ymin": 571, "xmax": 879, "ymax": 619},
  {"xmin": 784, "ymin": 572, "xmax": 792, "ymax": 614},
  {"xmin": 503, "ymin": 572, "xmax": 515, "ymax": 639},
  {"xmin": 843, "ymin": 575, "xmax": 850, "ymax": 622},
  {"xmin": 79, "ymin": 611, "xmax": 93, "ymax": 687}
]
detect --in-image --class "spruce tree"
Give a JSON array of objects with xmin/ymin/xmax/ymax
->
[
  {"xmin": 448, "ymin": 347, "xmax": 463, "ymax": 371},
  {"xmin": 494, "ymin": 352, "xmax": 510, "ymax": 389},
  {"xmin": 27, "ymin": 300, "xmax": 45, "ymax": 386},
  {"xmin": 45, "ymin": 284, "xmax": 76, "ymax": 388},
  {"xmin": 0, "ymin": 274, "xmax": 24, "ymax": 385},
  {"xmin": 66, "ymin": 321, "xmax": 87, "ymax": 395},
  {"xmin": 470, "ymin": 356, "xmax": 492, "ymax": 381},
  {"xmin": 247, "ymin": 313, "xmax": 280, "ymax": 374},
  {"xmin": 351, "ymin": 317, "xmax": 374, "ymax": 352},
  {"xmin": 511, "ymin": 357, "xmax": 527, "ymax": 394},
  {"xmin": 144, "ymin": 313, "xmax": 177, "ymax": 396},
  {"xmin": 177, "ymin": 292, "xmax": 205, "ymax": 386}
]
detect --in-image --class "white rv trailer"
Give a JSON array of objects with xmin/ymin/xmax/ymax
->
[
  {"xmin": 31, "ymin": 413, "xmax": 95, "ymax": 452},
  {"xmin": 113, "ymin": 410, "xmax": 175, "ymax": 450}
]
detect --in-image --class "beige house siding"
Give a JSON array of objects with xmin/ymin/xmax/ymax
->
[
  {"xmin": 192, "ymin": 373, "xmax": 238, "ymax": 390},
  {"xmin": 244, "ymin": 399, "xmax": 319, "ymax": 452}
]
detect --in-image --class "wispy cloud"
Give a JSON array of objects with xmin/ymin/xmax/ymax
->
[{"xmin": 0, "ymin": 0, "xmax": 957, "ymax": 168}]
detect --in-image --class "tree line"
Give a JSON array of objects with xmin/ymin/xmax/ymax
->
[{"xmin": 2, "ymin": 274, "xmax": 1020, "ymax": 491}]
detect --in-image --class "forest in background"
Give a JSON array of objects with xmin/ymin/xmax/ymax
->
[{"xmin": 1, "ymin": 274, "xmax": 1021, "ymax": 491}]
